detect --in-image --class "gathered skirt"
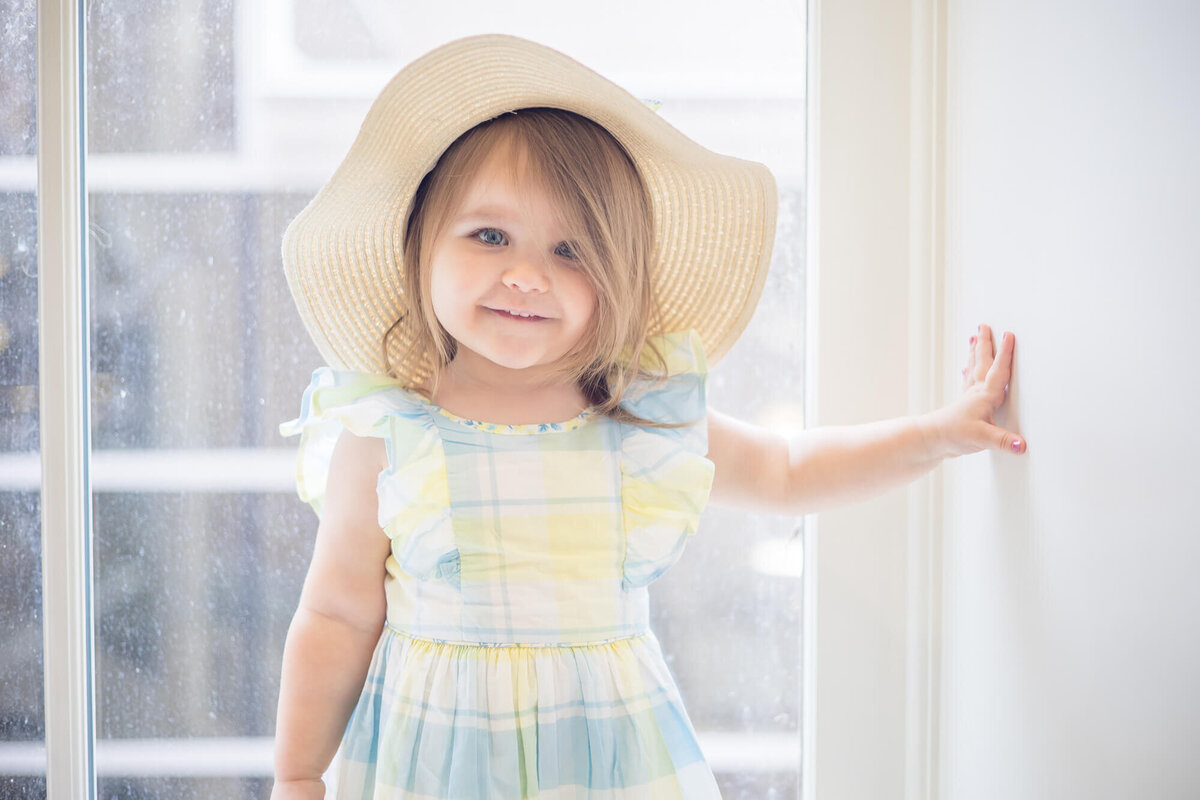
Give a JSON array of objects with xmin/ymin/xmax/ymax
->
[{"xmin": 330, "ymin": 625, "xmax": 722, "ymax": 799}]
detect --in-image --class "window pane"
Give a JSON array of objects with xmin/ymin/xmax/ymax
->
[
  {"xmin": 86, "ymin": 1, "xmax": 312, "ymax": 795},
  {"xmin": 86, "ymin": 188, "xmax": 316, "ymax": 797},
  {"xmin": 87, "ymin": 0, "xmax": 236, "ymax": 154},
  {"xmin": 0, "ymin": 0, "xmax": 45, "ymax": 795},
  {"xmin": 86, "ymin": 1, "xmax": 805, "ymax": 796},
  {"xmin": 0, "ymin": 0, "xmax": 36, "ymax": 158}
]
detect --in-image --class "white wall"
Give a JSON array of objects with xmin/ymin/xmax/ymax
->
[{"xmin": 939, "ymin": 2, "xmax": 1200, "ymax": 797}]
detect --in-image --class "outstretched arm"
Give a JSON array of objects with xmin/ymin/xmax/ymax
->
[{"xmin": 707, "ymin": 324, "xmax": 1024, "ymax": 516}]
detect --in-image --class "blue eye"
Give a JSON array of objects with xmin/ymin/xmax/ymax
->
[
  {"xmin": 555, "ymin": 242, "xmax": 577, "ymax": 260},
  {"xmin": 474, "ymin": 228, "xmax": 507, "ymax": 246}
]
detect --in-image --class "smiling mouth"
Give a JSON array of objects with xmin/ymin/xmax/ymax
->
[{"xmin": 488, "ymin": 307, "xmax": 548, "ymax": 321}]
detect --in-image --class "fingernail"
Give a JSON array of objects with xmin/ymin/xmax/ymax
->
[{"xmin": 1011, "ymin": 439, "xmax": 1022, "ymax": 453}]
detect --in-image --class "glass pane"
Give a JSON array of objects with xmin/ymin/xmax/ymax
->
[
  {"xmin": 87, "ymin": 2, "xmax": 236, "ymax": 154},
  {"xmin": 87, "ymin": 1, "xmax": 805, "ymax": 796},
  {"xmin": 0, "ymin": 0, "xmax": 37, "ymax": 158},
  {"xmin": 86, "ymin": 195, "xmax": 313, "ymax": 795},
  {"xmin": 0, "ymin": 0, "xmax": 46, "ymax": 796},
  {"xmin": 0, "ymin": 0, "xmax": 46, "ymax": 795},
  {"xmin": 654, "ymin": 122, "xmax": 805, "ymax": 798},
  {"xmin": 86, "ymin": 1, "xmax": 308, "ymax": 795}
]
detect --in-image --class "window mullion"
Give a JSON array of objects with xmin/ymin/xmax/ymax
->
[{"xmin": 36, "ymin": 1, "xmax": 96, "ymax": 798}]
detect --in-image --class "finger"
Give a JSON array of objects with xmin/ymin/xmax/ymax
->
[
  {"xmin": 986, "ymin": 331, "xmax": 1015, "ymax": 390},
  {"xmin": 976, "ymin": 324, "xmax": 995, "ymax": 378},
  {"xmin": 962, "ymin": 332, "xmax": 977, "ymax": 388},
  {"xmin": 970, "ymin": 325, "xmax": 984, "ymax": 380},
  {"xmin": 985, "ymin": 422, "xmax": 1026, "ymax": 455}
]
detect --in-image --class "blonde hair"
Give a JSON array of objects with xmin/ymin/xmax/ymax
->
[{"xmin": 384, "ymin": 107, "xmax": 687, "ymax": 427}]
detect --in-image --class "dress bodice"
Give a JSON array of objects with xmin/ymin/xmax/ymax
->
[{"xmin": 279, "ymin": 329, "xmax": 715, "ymax": 646}]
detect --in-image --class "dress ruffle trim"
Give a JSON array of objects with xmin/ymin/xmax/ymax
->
[
  {"xmin": 280, "ymin": 329, "xmax": 714, "ymax": 593},
  {"xmin": 618, "ymin": 330, "xmax": 716, "ymax": 590},
  {"xmin": 278, "ymin": 368, "xmax": 461, "ymax": 586}
]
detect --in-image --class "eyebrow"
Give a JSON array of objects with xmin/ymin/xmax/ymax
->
[
  {"xmin": 453, "ymin": 205, "xmax": 519, "ymax": 223},
  {"xmin": 451, "ymin": 199, "xmax": 574, "ymax": 237}
]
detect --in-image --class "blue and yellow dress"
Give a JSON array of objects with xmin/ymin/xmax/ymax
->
[{"xmin": 279, "ymin": 330, "xmax": 721, "ymax": 799}]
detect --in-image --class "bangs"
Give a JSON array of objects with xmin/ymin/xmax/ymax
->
[
  {"xmin": 411, "ymin": 109, "xmax": 646, "ymax": 274},
  {"xmin": 395, "ymin": 107, "xmax": 670, "ymax": 425}
]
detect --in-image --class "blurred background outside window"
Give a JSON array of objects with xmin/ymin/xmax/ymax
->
[{"xmin": 0, "ymin": 1, "xmax": 806, "ymax": 797}]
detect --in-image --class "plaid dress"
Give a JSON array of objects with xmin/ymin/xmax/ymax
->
[{"xmin": 279, "ymin": 330, "xmax": 721, "ymax": 799}]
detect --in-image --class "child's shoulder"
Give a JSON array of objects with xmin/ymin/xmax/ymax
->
[
  {"xmin": 278, "ymin": 365, "xmax": 438, "ymax": 518},
  {"xmin": 617, "ymin": 329, "xmax": 710, "ymax": 428},
  {"xmin": 624, "ymin": 329, "xmax": 709, "ymax": 377},
  {"xmin": 280, "ymin": 366, "xmax": 430, "ymax": 433},
  {"xmin": 331, "ymin": 425, "xmax": 390, "ymax": 474},
  {"xmin": 322, "ymin": 425, "xmax": 390, "ymax": 515}
]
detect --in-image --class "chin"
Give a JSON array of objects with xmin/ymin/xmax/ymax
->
[{"xmin": 489, "ymin": 353, "xmax": 553, "ymax": 371}]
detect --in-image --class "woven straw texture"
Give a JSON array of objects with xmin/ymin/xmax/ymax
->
[{"xmin": 281, "ymin": 34, "xmax": 778, "ymax": 385}]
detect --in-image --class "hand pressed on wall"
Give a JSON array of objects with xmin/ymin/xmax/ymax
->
[{"xmin": 929, "ymin": 323, "xmax": 1026, "ymax": 458}]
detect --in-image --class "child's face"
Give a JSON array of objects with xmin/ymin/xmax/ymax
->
[{"xmin": 427, "ymin": 142, "xmax": 596, "ymax": 383}]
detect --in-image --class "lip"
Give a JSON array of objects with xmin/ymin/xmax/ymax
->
[{"xmin": 486, "ymin": 307, "xmax": 549, "ymax": 321}]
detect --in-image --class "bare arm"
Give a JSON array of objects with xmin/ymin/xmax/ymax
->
[
  {"xmin": 272, "ymin": 430, "xmax": 392, "ymax": 798},
  {"xmin": 706, "ymin": 325, "xmax": 1025, "ymax": 516},
  {"xmin": 706, "ymin": 407, "xmax": 944, "ymax": 516}
]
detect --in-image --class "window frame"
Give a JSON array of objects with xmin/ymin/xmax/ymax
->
[
  {"xmin": 37, "ymin": 0, "xmax": 97, "ymax": 798},
  {"xmin": 801, "ymin": 0, "xmax": 945, "ymax": 799}
]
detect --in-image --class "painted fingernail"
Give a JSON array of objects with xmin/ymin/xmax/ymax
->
[
  {"xmin": 969, "ymin": 336, "xmax": 976, "ymax": 345},
  {"xmin": 1011, "ymin": 439, "xmax": 1022, "ymax": 453}
]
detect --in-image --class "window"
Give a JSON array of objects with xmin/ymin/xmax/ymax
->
[
  {"xmin": 3, "ymin": 2, "xmax": 806, "ymax": 796},
  {"xmin": 1, "ymin": 1, "xmax": 44, "ymax": 797}
]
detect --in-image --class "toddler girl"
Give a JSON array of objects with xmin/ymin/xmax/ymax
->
[{"xmin": 271, "ymin": 34, "xmax": 1023, "ymax": 800}]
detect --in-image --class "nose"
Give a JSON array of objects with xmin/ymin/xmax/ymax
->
[{"xmin": 500, "ymin": 255, "xmax": 550, "ymax": 293}]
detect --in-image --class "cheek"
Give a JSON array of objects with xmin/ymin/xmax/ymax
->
[
  {"xmin": 567, "ymin": 275, "xmax": 598, "ymax": 326},
  {"xmin": 428, "ymin": 260, "xmax": 466, "ymax": 319},
  {"xmin": 428, "ymin": 270, "xmax": 447, "ymax": 309}
]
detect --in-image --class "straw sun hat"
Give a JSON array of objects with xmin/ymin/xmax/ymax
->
[{"xmin": 281, "ymin": 33, "xmax": 778, "ymax": 385}]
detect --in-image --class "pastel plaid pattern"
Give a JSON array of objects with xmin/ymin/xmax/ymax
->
[{"xmin": 279, "ymin": 330, "xmax": 720, "ymax": 799}]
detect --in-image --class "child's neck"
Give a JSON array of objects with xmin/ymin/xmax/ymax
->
[{"xmin": 424, "ymin": 355, "xmax": 591, "ymax": 426}]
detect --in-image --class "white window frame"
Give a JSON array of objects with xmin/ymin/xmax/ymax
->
[
  {"xmin": 32, "ymin": 0, "xmax": 948, "ymax": 797},
  {"xmin": 37, "ymin": 1, "xmax": 96, "ymax": 798},
  {"xmin": 801, "ymin": 0, "xmax": 945, "ymax": 799}
]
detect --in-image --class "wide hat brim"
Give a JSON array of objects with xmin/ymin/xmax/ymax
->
[{"xmin": 281, "ymin": 33, "xmax": 778, "ymax": 384}]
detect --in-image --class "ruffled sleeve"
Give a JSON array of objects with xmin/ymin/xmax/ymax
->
[
  {"xmin": 278, "ymin": 367, "xmax": 460, "ymax": 586},
  {"xmin": 618, "ymin": 329, "xmax": 716, "ymax": 590}
]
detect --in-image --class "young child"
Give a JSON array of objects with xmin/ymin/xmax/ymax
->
[{"xmin": 271, "ymin": 35, "xmax": 1024, "ymax": 800}]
